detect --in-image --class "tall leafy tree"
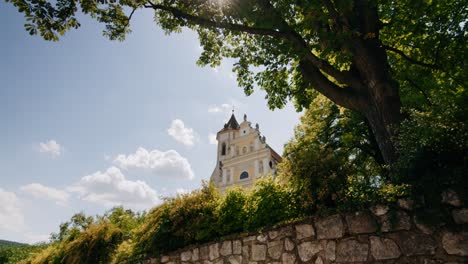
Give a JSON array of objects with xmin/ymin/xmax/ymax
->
[{"xmin": 5, "ymin": 0, "xmax": 467, "ymax": 164}]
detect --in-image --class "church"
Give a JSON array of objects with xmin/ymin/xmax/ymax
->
[{"xmin": 210, "ymin": 112, "xmax": 282, "ymax": 193}]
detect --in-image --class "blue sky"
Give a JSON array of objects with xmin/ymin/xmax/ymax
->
[{"xmin": 0, "ymin": 3, "xmax": 300, "ymax": 243}]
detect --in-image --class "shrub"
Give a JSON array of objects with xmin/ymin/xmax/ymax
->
[
  {"xmin": 133, "ymin": 183, "xmax": 220, "ymax": 256},
  {"xmin": 245, "ymin": 177, "xmax": 299, "ymax": 230},
  {"xmin": 216, "ymin": 187, "xmax": 248, "ymax": 236}
]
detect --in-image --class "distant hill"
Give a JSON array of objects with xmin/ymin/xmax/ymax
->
[{"xmin": 0, "ymin": 239, "xmax": 27, "ymax": 249}]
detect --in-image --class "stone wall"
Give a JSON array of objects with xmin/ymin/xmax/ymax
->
[{"xmin": 144, "ymin": 198, "xmax": 467, "ymax": 264}]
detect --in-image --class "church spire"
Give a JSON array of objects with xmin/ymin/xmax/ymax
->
[{"xmin": 223, "ymin": 112, "xmax": 240, "ymax": 130}]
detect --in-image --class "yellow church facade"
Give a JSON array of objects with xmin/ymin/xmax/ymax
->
[{"xmin": 210, "ymin": 113, "xmax": 282, "ymax": 193}]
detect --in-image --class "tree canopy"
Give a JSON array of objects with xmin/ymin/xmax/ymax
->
[{"xmin": 5, "ymin": 0, "xmax": 467, "ymax": 164}]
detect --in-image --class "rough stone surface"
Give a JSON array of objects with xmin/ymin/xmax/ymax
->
[
  {"xmin": 371, "ymin": 204, "xmax": 389, "ymax": 216},
  {"xmin": 442, "ymin": 189, "xmax": 462, "ymax": 207},
  {"xmin": 442, "ymin": 231, "xmax": 468, "ymax": 256},
  {"xmin": 346, "ymin": 211, "xmax": 378, "ymax": 234},
  {"xmin": 370, "ymin": 236, "xmax": 401, "ymax": 260},
  {"xmin": 380, "ymin": 211, "xmax": 411, "ymax": 232},
  {"xmin": 242, "ymin": 245, "xmax": 249, "ymax": 260},
  {"xmin": 282, "ymin": 253, "xmax": 296, "ymax": 264},
  {"xmin": 268, "ymin": 230, "xmax": 279, "ymax": 240},
  {"xmin": 161, "ymin": 256, "xmax": 170, "ymax": 263},
  {"xmin": 398, "ymin": 198, "xmax": 414, "ymax": 210},
  {"xmin": 325, "ymin": 241, "xmax": 336, "ymax": 261},
  {"xmin": 267, "ymin": 240, "xmax": 283, "ymax": 259},
  {"xmin": 336, "ymin": 239, "xmax": 369, "ymax": 262},
  {"xmin": 181, "ymin": 250, "xmax": 192, "ymax": 261},
  {"xmin": 315, "ymin": 256, "xmax": 324, "ymax": 264},
  {"xmin": 209, "ymin": 243, "xmax": 219, "ymax": 260},
  {"xmin": 413, "ymin": 216, "xmax": 434, "ymax": 235},
  {"xmin": 251, "ymin": 244, "xmax": 266, "ymax": 261},
  {"xmin": 257, "ymin": 234, "xmax": 268, "ymax": 243},
  {"xmin": 315, "ymin": 215, "xmax": 344, "ymax": 239},
  {"xmin": 295, "ymin": 223, "xmax": 315, "ymax": 239},
  {"xmin": 192, "ymin": 248, "xmax": 199, "ymax": 261},
  {"xmin": 220, "ymin": 241, "xmax": 232, "ymax": 256},
  {"xmin": 391, "ymin": 232, "xmax": 437, "ymax": 256},
  {"xmin": 298, "ymin": 241, "xmax": 323, "ymax": 262},
  {"xmin": 227, "ymin": 255, "xmax": 242, "ymax": 264},
  {"xmin": 200, "ymin": 246, "xmax": 209, "ymax": 260},
  {"xmin": 452, "ymin": 208, "xmax": 468, "ymax": 224},
  {"xmin": 151, "ymin": 206, "xmax": 468, "ymax": 264},
  {"xmin": 233, "ymin": 240, "xmax": 242, "ymax": 255}
]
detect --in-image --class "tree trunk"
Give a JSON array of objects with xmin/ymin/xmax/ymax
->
[{"xmin": 352, "ymin": 38, "xmax": 403, "ymax": 165}]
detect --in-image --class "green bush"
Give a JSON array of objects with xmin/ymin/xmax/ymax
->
[
  {"xmin": 244, "ymin": 178, "xmax": 299, "ymax": 230},
  {"xmin": 216, "ymin": 187, "xmax": 248, "ymax": 236},
  {"xmin": 133, "ymin": 183, "xmax": 219, "ymax": 256}
]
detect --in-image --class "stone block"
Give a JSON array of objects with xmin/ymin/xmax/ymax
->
[
  {"xmin": 181, "ymin": 250, "xmax": 192, "ymax": 262},
  {"xmin": 267, "ymin": 240, "xmax": 283, "ymax": 259},
  {"xmin": 315, "ymin": 256, "xmax": 324, "ymax": 264},
  {"xmin": 277, "ymin": 226, "xmax": 294, "ymax": 238},
  {"xmin": 452, "ymin": 208, "xmax": 468, "ymax": 224},
  {"xmin": 243, "ymin": 236, "xmax": 256, "ymax": 243},
  {"xmin": 227, "ymin": 255, "xmax": 242, "ymax": 264},
  {"xmin": 295, "ymin": 223, "xmax": 315, "ymax": 239},
  {"xmin": 284, "ymin": 238, "xmax": 295, "ymax": 251},
  {"xmin": 200, "ymin": 246, "xmax": 210, "ymax": 260},
  {"xmin": 391, "ymin": 231, "xmax": 437, "ymax": 256},
  {"xmin": 371, "ymin": 204, "xmax": 389, "ymax": 216},
  {"xmin": 257, "ymin": 234, "xmax": 268, "ymax": 243},
  {"xmin": 413, "ymin": 216, "xmax": 434, "ymax": 235},
  {"xmin": 220, "ymin": 241, "xmax": 232, "ymax": 256},
  {"xmin": 282, "ymin": 252, "xmax": 296, "ymax": 264},
  {"xmin": 380, "ymin": 211, "xmax": 411, "ymax": 232},
  {"xmin": 242, "ymin": 245, "xmax": 249, "ymax": 259},
  {"xmin": 192, "ymin": 248, "xmax": 199, "ymax": 261},
  {"xmin": 251, "ymin": 244, "xmax": 266, "ymax": 261},
  {"xmin": 442, "ymin": 189, "xmax": 462, "ymax": 207},
  {"xmin": 268, "ymin": 230, "xmax": 279, "ymax": 239},
  {"xmin": 325, "ymin": 241, "xmax": 335, "ymax": 261},
  {"xmin": 298, "ymin": 241, "xmax": 323, "ymax": 262},
  {"xmin": 346, "ymin": 211, "xmax": 378, "ymax": 234},
  {"xmin": 442, "ymin": 231, "xmax": 468, "ymax": 256},
  {"xmin": 370, "ymin": 236, "xmax": 401, "ymax": 260},
  {"xmin": 336, "ymin": 239, "xmax": 369, "ymax": 262},
  {"xmin": 315, "ymin": 214, "xmax": 344, "ymax": 239},
  {"xmin": 160, "ymin": 256, "xmax": 170, "ymax": 263},
  {"xmin": 397, "ymin": 198, "xmax": 414, "ymax": 210},
  {"xmin": 209, "ymin": 243, "xmax": 219, "ymax": 260},
  {"xmin": 233, "ymin": 240, "xmax": 242, "ymax": 255}
]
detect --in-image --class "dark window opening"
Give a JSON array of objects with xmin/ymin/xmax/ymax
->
[
  {"xmin": 221, "ymin": 143, "xmax": 226, "ymax": 155},
  {"xmin": 240, "ymin": 171, "xmax": 249, "ymax": 180},
  {"xmin": 269, "ymin": 161, "xmax": 273, "ymax": 168}
]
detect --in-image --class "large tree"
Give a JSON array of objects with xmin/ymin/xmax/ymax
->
[{"xmin": 5, "ymin": 0, "xmax": 466, "ymax": 164}]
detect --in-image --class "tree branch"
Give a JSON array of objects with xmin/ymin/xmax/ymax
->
[
  {"xmin": 299, "ymin": 59, "xmax": 365, "ymax": 111},
  {"xmin": 383, "ymin": 45, "xmax": 438, "ymax": 69},
  {"xmin": 145, "ymin": 1, "xmax": 365, "ymax": 92}
]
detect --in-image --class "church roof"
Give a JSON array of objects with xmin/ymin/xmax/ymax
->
[{"xmin": 222, "ymin": 113, "xmax": 240, "ymax": 131}]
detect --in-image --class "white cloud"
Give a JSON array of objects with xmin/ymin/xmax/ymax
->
[
  {"xmin": 0, "ymin": 189, "xmax": 25, "ymax": 232},
  {"xmin": 20, "ymin": 183, "xmax": 69, "ymax": 206},
  {"xmin": 68, "ymin": 167, "xmax": 161, "ymax": 210},
  {"xmin": 167, "ymin": 119, "xmax": 198, "ymax": 147},
  {"xmin": 208, "ymin": 133, "xmax": 218, "ymax": 145},
  {"xmin": 208, "ymin": 103, "xmax": 232, "ymax": 113},
  {"xmin": 38, "ymin": 140, "xmax": 62, "ymax": 157},
  {"xmin": 113, "ymin": 147, "xmax": 195, "ymax": 180}
]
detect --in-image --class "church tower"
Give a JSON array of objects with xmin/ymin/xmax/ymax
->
[{"xmin": 210, "ymin": 112, "xmax": 282, "ymax": 193}]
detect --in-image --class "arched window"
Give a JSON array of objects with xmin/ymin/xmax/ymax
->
[
  {"xmin": 269, "ymin": 161, "xmax": 273, "ymax": 169},
  {"xmin": 240, "ymin": 171, "xmax": 249, "ymax": 180},
  {"xmin": 242, "ymin": 146, "xmax": 247, "ymax": 154},
  {"xmin": 221, "ymin": 143, "xmax": 226, "ymax": 155}
]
